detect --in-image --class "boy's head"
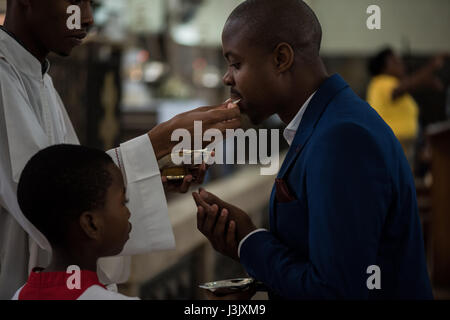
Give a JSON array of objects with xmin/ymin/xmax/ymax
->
[
  {"xmin": 6, "ymin": 0, "xmax": 94, "ymax": 57},
  {"xmin": 222, "ymin": 0, "xmax": 323, "ymax": 124},
  {"xmin": 368, "ymin": 47, "xmax": 406, "ymax": 78},
  {"xmin": 17, "ymin": 144, "xmax": 131, "ymax": 258}
]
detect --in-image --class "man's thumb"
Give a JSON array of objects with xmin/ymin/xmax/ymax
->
[{"xmin": 199, "ymin": 189, "xmax": 216, "ymax": 204}]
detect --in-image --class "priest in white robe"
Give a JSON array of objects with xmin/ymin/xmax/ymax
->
[{"xmin": 0, "ymin": 0, "xmax": 241, "ymax": 299}]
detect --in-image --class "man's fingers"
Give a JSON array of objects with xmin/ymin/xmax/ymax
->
[
  {"xmin": 190, "ymin": 104, "xmax": 228, "ymax": 114},
  {"xmin": 192, "ymin": 191, "xmax": 211, "ymax": 210},
  {"xmin": 194, "ymin": 101, "xmax": 237, "ymax": 114},
  {"xmin": 196, "ymin": 163, "xmax": 207, "ymax": 184},
  {"xmin": 194, "ymin": 105, "xmax": 217, "ymax": 113},
  {"xmin": 206, "ymin": 106, "xmax": 241, "ymax": 125},
  {"xmin": 197, "ymin": 206, "xmax": 206, "ymax": 231},
  {"xmin": 161, "ymin": 176, "xmax": 176, "ymax": 193},
  {"xmin": 213, "ymin": 209, "xmax": 228, "ymax": 239},
  {"xmin": 161, "ymin": 176, "xmax": 168, "ymax": 187},
  {"xmin": 227, "ymin": 220, "xmax": 237, "ymax": 249},
  {"xmin": 213, "ymin": 118, "xmax": 242, "ymax": 134},
  {"xmin": 199, "ymin": 189, "xmax": 220, "ymax": 205},
  {"xmin": 199, "ymin": 189, "xmax": 230, "ymax": 209},
  {"xmin": 178, "ymin": 175, "xmax": 193, "ymax": 193},
  {"xmin": 203, "ymin": 204, "xmax": 219, "ymax": 236}
]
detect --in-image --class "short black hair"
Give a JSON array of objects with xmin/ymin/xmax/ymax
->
[
  {"xmin": 226, "ymin": 0, "xmax": 322, "ymax": 60},
  {"xmin": 368, "ymin": 47, "xmax": 394, "ymax": 76},
  {"xmin": 17, "ymin": 144, "xmax": 115, "ymax": 246}
]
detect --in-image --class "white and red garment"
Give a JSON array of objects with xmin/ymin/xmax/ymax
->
[
  {"xmin": 12, "ymin": 268, "xmax": 139, "ymax": 300},
  {"xmin": 0, "ymin": 27, "xmax": 175, "ymax": 299}
]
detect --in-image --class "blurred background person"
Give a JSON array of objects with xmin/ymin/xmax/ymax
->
[{"xmin": 366, "ymin": 47, "xmax": 447, "ymax": 170}]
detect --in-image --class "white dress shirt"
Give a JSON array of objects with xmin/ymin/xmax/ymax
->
[
  {"xmin": 283, "ymin": 92, "xmax": 316, "ymax": 146},
  {"xmin": 238, "ymin": 91, "xmax": 316, "ymax": 258},
  {"xmin": 0, "ymin": 28, "xmax": 175, "ymax": 296}
]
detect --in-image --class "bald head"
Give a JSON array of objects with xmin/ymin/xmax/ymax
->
[
  {"xmin": 225, "ymin": 0, "xmax": 322, "ymax": 61},
  {"xmin": 221, "ymin": 0, "xmax": 328, "ymax": 125}
]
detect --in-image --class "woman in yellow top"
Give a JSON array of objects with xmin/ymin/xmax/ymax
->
[{"xmin": 367, "ymin": 48, "xmax": 445, "ymax": 166}]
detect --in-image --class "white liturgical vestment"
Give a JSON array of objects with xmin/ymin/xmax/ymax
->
[{"xmin": 0, "ymin": 28, "xmax": 175, "ymax": 299}]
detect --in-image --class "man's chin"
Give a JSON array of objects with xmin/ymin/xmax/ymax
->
[
  {"xmin": 53, "ymin": 49, "xmax": 72, "ymax": 57},
  {"xmin": 56, "ymin": 52, "xmax": 71, "ymax": 58},
  {"xmin": 244, "ymin": 110, "xmax": 267, "ymax": 125},
  {"xmin": 242, "ymin": 106, "xmax": 269, "ymax": 125},
  {"xmin": 247, "ymin": 114, "xmax": 264, "ymax": 126}
]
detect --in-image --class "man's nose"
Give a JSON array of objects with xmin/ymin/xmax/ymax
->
[
  {"xmin": 222, "ymin": 70, "xmax": 234, "ymax": 86},
  {"xmin": 81, "ymin": 2, "xmax": 94, "ymax": 30}
]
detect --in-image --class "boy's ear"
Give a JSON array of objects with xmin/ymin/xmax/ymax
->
[
  {"xmin": 273, "ymin": 42, "xmax": 295, "ymax": 73},
  {"xmin": 79, "ymin": 211, "xmax": 103, "ymax": 240}
]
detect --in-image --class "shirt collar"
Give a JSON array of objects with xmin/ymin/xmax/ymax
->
[
  {"xmin": 0, "ymin": 26, "xmax": 50, "ymax": 78},
  {"xmin": 283, "ymin": 91, "xmax": 317, "ymax": 146}
]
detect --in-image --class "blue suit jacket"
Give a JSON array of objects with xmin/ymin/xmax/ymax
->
[{"xmin": 240, "ymin": 74, "xmax": 433, "ymax": 299}]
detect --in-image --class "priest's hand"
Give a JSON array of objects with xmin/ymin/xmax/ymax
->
[
  {"xmin": 161, "ymin": 163, "xmax": 208, "ymax": 194},
  {"xmin": 148, "ymin": 101, "xmax": 241, "ymax": 160},
  {"xmin": 192, "ymin": 189, "xmax": 257, "ymax": 261}
]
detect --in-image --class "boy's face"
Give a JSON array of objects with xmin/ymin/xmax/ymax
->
[
  {"xmin": 221, "ymin": 20, "xmax": 281, "ymax": 125},
  {"xmin": 96, "ymin": 164, "xmax": 132, "ymax": 257},
  {"xmin": 25, "ymin": 0, "xmax": 94, "ymax": 56}
]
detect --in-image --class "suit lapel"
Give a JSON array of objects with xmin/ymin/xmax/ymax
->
[
  {"xmin": 277, "ymin": 74, "xmax": 349, "ymax": 179},
  {"xmin": 269, "ymin": 74, "xmax": 349, "ymax": 234},
  {"xmin": 269, "ymin": 185, "xmax": 277, "ymax": 233}
]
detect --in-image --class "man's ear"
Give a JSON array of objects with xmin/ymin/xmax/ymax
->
[
  {"xmin": 273, "ymin": 42, "xmax": 295, "ymax": 73},
  {"xmin": 79, "ymin": 211, "xmax": 103, "ymax": 240}
]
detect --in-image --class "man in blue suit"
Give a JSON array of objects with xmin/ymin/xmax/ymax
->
[{"xmin": 193, "ymin": 0, "xmax": 433, "ymax": 299}]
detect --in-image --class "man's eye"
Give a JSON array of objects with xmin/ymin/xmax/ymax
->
[
  {"xmin": 230, "ymin": 63, "xmax": 241, "ymax": 70},
  {"xmin": 124, "ymin": 198, "xmax": 130, "ymax": 205}
]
